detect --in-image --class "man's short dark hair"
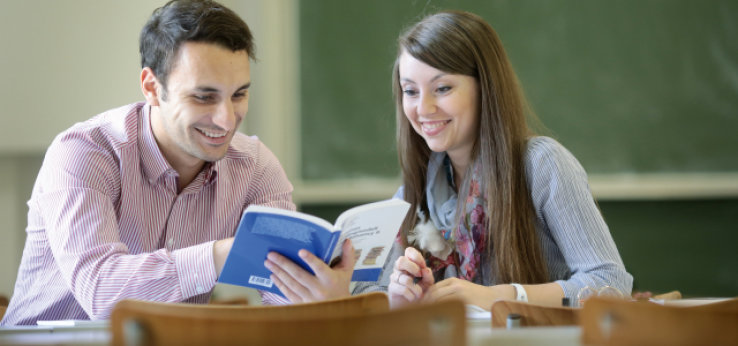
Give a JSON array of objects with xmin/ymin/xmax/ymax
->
[{"xmin": 140, "ymin": 0, "xmax": 255, "ymax": 93}]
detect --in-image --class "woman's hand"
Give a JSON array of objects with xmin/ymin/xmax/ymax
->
[
  {"xmin": 422, "ymin": 278, "xmax": 515, "ymax": 310},
  {"xmin": 264, "ymin": 239, "xmax": 356, "ymax": 303},
  {"xmin": 388, "ymin": 247, "xmax": 434, "ymax": 308}
]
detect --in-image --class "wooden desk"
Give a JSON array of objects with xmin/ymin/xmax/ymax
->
[
  {"xmin": 0, "ymin": 324, "xmax": 110, "ymax": 345},
  {"xmin": 468, "ymin": 320, "xmax": 579, "ymax": 346},
  {"xmin": 3, "ymin": 298, "xmax": 730, "ymax": 345},
  {"xmin": 0, "ymin": 320, "xmax": 580, "ymax": 346}
]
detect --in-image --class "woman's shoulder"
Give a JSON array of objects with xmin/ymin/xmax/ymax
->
[
  {"xmin": 524, "ymin": 136, "xmax": 587, "ymax": 181},
  {"xmin": 526, "ymin": 136, "xmax": 575, "ymax": 163}
]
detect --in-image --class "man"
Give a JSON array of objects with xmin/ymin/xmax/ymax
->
[{"xmin": 2, "ymin": 0, "xmax": 354, "ymax": 326}]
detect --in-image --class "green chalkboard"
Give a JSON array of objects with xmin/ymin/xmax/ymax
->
[{"xmin": 300, "ymin": 0, "xmax": 738, "ymax": 180}]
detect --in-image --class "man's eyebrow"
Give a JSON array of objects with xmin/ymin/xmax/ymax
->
[
  {"xmin": 192, "ymin": 82, "xmax": 251, "ymax": 93},
  {"xmin": 193, "ymin": 86, "xmax": 219, "ymax": 93}
]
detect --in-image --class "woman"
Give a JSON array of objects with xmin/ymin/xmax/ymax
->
[{"xmin": 355, "ymin": 10, "xmax": 632, "ymax": 309}]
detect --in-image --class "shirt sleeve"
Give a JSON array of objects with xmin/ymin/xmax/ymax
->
[
  {"xmin": 526, "ymin": 137, "xmax": 633, "ymax": 304},
  {"xmin": 244, "ymin": 140, "xmax": 296, "ymax": 211},
  {"xmin": 35, "ymin": 132, "xmax": 217, "ymax": 320}
]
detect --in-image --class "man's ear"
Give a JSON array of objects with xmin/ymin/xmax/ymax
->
[{"xmin": 141, "ymin": 67, "xmax": 161, "ymax": 106}]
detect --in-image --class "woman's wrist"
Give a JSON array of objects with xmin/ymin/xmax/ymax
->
[
  {"xmin": 510, "ymin": 283, "xmax": 528, "ymax": 302},
  {"xmin": 490, "ymin": 283, "xmax": 517, "ymax": 301}
]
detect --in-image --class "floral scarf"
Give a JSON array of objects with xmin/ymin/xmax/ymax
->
[{"xmin": 409, "ymin": 152, "xmax": 488, "ymax": 281}]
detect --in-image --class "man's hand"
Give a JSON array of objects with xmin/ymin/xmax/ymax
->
[
  {"xmin": 213, "ymin": 237, "xmax": 235, "ymax": 277},
  {"xmin": 264, "ymin": 239, "xmax": 356, "ymax": 303}
]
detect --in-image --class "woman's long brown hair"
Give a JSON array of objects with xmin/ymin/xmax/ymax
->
[{"xmin": 393, "ymin": 11, "xmax": 548, "ymax": 284}]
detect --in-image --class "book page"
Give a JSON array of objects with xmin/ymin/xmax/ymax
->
[{"xmin": 330, "ymin": 199, "xmax": 410, "ymax": 281}]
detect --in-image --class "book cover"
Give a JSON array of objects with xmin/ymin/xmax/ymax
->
[{"xmin": 218, "ymin": 198, "xmax": 410, "ymax": 297}]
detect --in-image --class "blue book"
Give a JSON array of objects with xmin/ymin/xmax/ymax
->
[{"xmin": 218, "ymin": 198, "xmax": 410, "ymax": 297}]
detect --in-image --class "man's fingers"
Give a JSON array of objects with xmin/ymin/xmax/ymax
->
[
  {"xmin": 265, "ymin": 252, "xmax": 316, "ymax": 299},
  {"xmin": 270, "ymin": 273, "xmax": 302, "ymax": 303},
  {"xmin": 336, "ymin": 239, "xmax": 356, "ymax": 269}
]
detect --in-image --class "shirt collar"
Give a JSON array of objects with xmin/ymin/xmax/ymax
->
[
  {"xmin": 139, "ymin": 104, "xmax": 172, "ymax": 183},
  {"xmin": 139, "ymin": 104, "xmax": 220, "ymax": 189}
]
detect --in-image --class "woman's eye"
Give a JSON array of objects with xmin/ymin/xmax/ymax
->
[
  {"xmin": 437, "ymin": 86, "xmax": 451, "ymax": 93},
  {"xmin": 403, "ymin": 89, "xmax": 418, "ymax": 97}
]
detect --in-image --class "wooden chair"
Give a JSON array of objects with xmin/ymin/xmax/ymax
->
[
  {"xmin": 490, "ymin": 300, "xmax": 579, "ymax": 328},
  {"xmin": 111, "ymin": 294, "xmax": 465, "ymax": 346},
  {"xmin": 0, "ymin": 306, "xmax": 6, "ymax": 321},
  {"xmin": 208, "ymin": 297, "xmax": 249, "ymax": 305},
  {"xmin": 581, "ymin": 296, "xmax": 738, "ymax": 345}
]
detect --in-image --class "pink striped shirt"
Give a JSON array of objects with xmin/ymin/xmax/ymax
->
[{"xmin": 1, "ymin": 102, "xmax": 295, "ymax": 325}]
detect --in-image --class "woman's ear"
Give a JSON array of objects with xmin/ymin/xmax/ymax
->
[{"xmin": 140, "ymin": 67, "xmax": 161, "ymax": 106}]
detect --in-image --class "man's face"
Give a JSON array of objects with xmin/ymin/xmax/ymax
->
[{"xmin": 148, "ymin": 41, "xmax": 251, "ymax": 171}]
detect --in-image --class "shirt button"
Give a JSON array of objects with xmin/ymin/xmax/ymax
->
[
  {"xmin": 167, "ymin": 239, "xmax": 174, "ymax": 247},
  {"xmin": 196, "ymin": 285, "xmax": 204, "ymax": 294}
]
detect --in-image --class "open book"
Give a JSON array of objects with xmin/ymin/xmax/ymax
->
[{"xmin": 218, "ymin": 198, "xmax": 410, "ymax": 297}]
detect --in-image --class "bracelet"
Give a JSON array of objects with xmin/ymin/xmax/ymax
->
[{"xmin": 511, "ymin": 283, "xmax": 528, "ymax": 302}]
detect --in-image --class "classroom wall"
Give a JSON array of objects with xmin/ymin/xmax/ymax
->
[
  {"xmin": 303, "ymin": 199, "xmax": 738, "ymax": 298},
  {"xmin": 297, "ymin": 0, "xmax": 738, "ymax": 297}
]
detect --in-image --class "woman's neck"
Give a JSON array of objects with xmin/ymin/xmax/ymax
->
[{"xmin": 447, "ymin": 151, "xmax": 471, "ymax": 191}]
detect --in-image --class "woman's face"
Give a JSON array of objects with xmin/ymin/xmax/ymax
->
[{"xmin": 398, "ymin": 51, "xmax": 479, "ymax": 162}]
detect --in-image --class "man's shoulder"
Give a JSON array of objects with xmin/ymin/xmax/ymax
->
[
  {"xmin": 222, "ymin": 133, "xmax": 285, "ymax": 172},
  {"xmin": 55, "ymin": 102, "xmax": 144, "ymax": 151},
  {"xmin": 225, "ymin": 133, "xmax": 270, "ymax": 160}
]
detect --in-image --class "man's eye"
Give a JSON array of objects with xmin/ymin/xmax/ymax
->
[
  {"xmin": 233, "ymin": 92, "xmax": 247, "ymax": 100},
  {"xmin": 194, "ymin": 95, "xmax": 214, "ymax": 103}
]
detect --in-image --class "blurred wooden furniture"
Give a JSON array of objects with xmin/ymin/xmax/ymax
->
[
  {"xmin": 652, "ymin": 290, "xmax": 682, "ymax": 300},
  {"xmin": 490, "ymin": 300, "xmax": 579, "ymax": 328},
  {"xmin": 633, "ymin": 290, "xmax": 682, "ymax": 301},
  {"xmin": 111, "ymin": 294, "xmax": 465, "ymax": 346},
  {"xmin": 208, "ymin": 297, "xmax": 249, "ymax": 305},
  {"xmin": 688, "ymin": 297, "xmax": 738, "ymax": 312},
  {"xmin": 0, "ymin": 295, "xmax": 8, "ymax": 321},
  {"xmin": 581, "ymin": 296, "xmax": 738, "ymax": 345}
]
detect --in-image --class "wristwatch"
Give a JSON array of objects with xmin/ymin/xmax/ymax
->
[{"xmin": 511, "ymin": 283, "xmax": 528, "ymax": 302}]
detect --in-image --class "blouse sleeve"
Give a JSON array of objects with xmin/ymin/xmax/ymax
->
[{"xmin": 525, "ymin": 137, "xmax": 633, "ymax": 304}]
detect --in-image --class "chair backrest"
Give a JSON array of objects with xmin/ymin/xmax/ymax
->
[
  {"xmin": 581, "ymin": 297, "xmax": 738, "ymax": 345},
  {"xmin": 490, "ymin": 300, "xmax": 579, "ymax": 328},
  {"xmin": 111, "ymin": 294, "xmax": 465, "ymax": 346}
]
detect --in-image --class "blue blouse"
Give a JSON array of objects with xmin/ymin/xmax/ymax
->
[{"xmin": 353, "ymin": 136, "xmax": 633, "ymax": 306}]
